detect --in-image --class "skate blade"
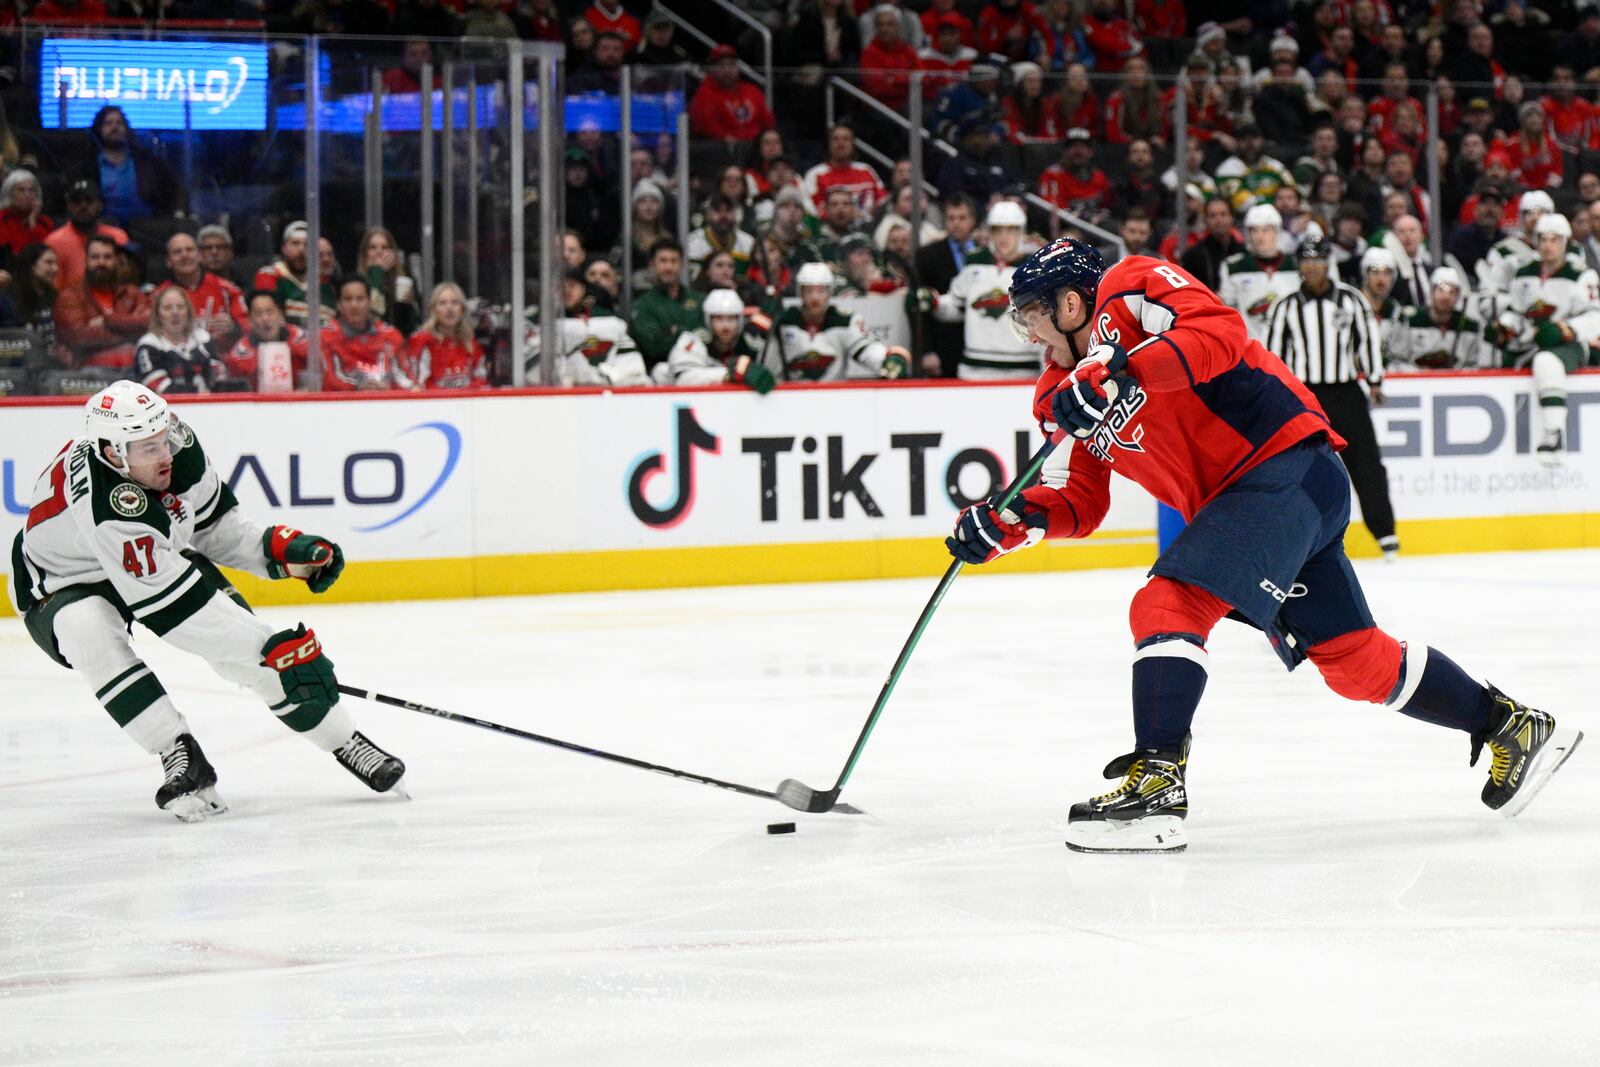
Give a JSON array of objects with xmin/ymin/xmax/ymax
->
[
  {"xmin": 1498, "ymin": 727, "xmax": 1582, "ymax": 819},
  {"xmin": 163, "ymin": 786, "xmax": 227, "ymax": 823},
  {"xmin": 1065, "ymin": 814, "xmax": 1187, "ymax": 854}
]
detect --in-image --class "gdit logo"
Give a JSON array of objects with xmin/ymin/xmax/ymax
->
[{"xmin": 626, "ymin": 406, "xmax": 720, "ymax": 528}]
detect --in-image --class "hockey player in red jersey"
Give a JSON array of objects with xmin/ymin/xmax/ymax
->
[{"xmin": 947, "ymin": 239, "xmax": 1582, "ymax": 853}]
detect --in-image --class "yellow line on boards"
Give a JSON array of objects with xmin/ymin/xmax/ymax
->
[{"xmin": 6, "ymin": 514, "xmax": 1600, "ymax": 617}]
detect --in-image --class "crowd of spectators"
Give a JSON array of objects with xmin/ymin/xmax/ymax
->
[{"xmin": 5, "ymin": 1, "xmax": 1600, "ymax": 394}]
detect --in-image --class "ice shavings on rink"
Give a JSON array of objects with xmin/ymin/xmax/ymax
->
[{"xmin": 1, "ymin": 550, "xmax": 1597, "ymax": 1065}]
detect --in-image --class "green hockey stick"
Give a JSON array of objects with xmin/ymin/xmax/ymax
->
[{"xmin": 775, "ymin": 434, "xmax": 1062, "ymax": 813}]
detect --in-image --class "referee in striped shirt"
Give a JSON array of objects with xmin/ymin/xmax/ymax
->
[{"xmin": 1266, "ymin": 228, "xmax": 1400, "ymax": 559}]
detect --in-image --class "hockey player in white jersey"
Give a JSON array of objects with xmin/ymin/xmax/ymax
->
[
  {"xmin": 1391, "ymin": 267, "xmax": 1492, "ymax": 370},
  {"xmin": 1473, "ymin": 190, "xmax": 1586, "ymax": 299},
  {"xmin": 910, "ymin": 201, "xmax": 1043, "ymax": 379},
  {"xmin": 7, "ymin": 383, "xmax": 406, "ymax": 821},
  {"xmin": 1217, "ymin": 203, "xmax": 1299, "ymax": 345},
  {"xmin": 775, "ymin": 262, "xmax": 909, "ymax": 381},
  {"xmin": 1357, "ymin": 246, "xmax": 1407, "ymax": 361},
  {"xmin": 525, "ymin": 269, "xmax": 651, "ymax": 387},
  {"xmin": 1489, "ymin": 212, "xmax": 1600, "ymax": 462},
  {"xmin": 665, "ymin": 288, "xmax": 778, "ymax": 392}
]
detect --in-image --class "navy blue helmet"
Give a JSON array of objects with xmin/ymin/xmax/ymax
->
[{"xmin": 1007, "ymin": 237, "xmax": 1107, "ymax": 342}]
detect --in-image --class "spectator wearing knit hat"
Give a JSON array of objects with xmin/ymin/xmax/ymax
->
[
  {"xmin": 689, "ymin": 45, "xmax": 775, "ymax": 141},
  {"xmin": 1001, "ymin": 62, "xmax": 1066, "ymax": 143}
]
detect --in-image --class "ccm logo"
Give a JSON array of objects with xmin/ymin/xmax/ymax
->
[{"xmin": 269, "ymin": 634, "xmax": 321, "ymax": 670}]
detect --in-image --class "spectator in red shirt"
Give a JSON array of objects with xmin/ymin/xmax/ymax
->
[
  {"xmin": 1083, "ymin": 0, "xmax": 1143, "ymax": 74},
  {"xmin": 689, "ymin": 45, "xmax": 775, "ymax": 142},
  {"xmin": 1001, "ymin": 61, "xmax": 1066, "ymax": 143},
  {"xmin": 382, "ymin": 39, "xmax": 441, "ymax": 95},
  {"xmin": 1495, "ymin": 102, "xmax": 1565, "ymax": 190},
  {"xmin": 921, "ymin": 0, "xmax": 974, "ymax": 49},
  {"xmin": 860, "ymin": 6, "xmax": 920, "ymax": 112},
  {"xmin": 919, "ymin": 14, "xmax": 977, "ymax": 100},
  {"xmin": 44, "ymin": 181, "xmax": 130, "ymax": 292},
  {"xmin": 159, "ymin": 231, "xmax": 248, "ymax": 351},
  {"xmin": 583, "ymin": 0, "xmax": 640, "ymax": 51},
  {"xmin": 29, "ymin": 0, "xmax": 107, "ymax": 23},
  {"xmin": 1367, "ymin": 62, "xmax": 1423, "ymax": 137},
  {"xmin": 1134, "ymin": 0, "xmax": 1184, "ymax": 39},
  {"xmin": 1038, "ymin": 127, "xmax": 1112, "ymax": 225},
  {"xmin": 53, "ymin": 234, "xmax": 149, "ymax": 370},
  {"xmin": 1542, "ymin": 65, "xmax": 1594, "ymax": 151},
  {"xmin": 978, "ymin": 0, "xmax": 1051, "ymax": 65},
  {"xmin": 404, "ymin": 282, "xmax": 487, "ymax": 390},
  {"xmin": 1105, "ymin": 56, "xmax": 1167, "ymax": 146},
  {"xmin": 1058, "ymin": 62, "xmax": 1101, "ymax": 138},
  {"xmin": 0, "ymin": 169, "xmax": 51, "ymax": 271},
  {"xmin": 321, "ymin": 276, "xmax": 413, "ymax": 391},
  {"xmin": 223, "ymin": 290, "xmax": 310, "ymax": 387},
  {"xmin": 802, "ymin": 124, "xmax": 887, "ymax": 216}
]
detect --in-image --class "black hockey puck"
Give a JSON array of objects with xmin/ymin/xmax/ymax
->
[{"xmin": 766, "ymin": 822, "xmax": 796, "ymax": 835}]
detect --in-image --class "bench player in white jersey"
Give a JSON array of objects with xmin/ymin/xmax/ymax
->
[
  {"xmin": 1475, "ymin": 190, "xmax": 1585, "ymax": 301},
  {"xmin": 7, "ymin": 382, "xmax": 407, "ymax": 821},
  {"xmin": 774, "ymin": 262, "xmax": 909, "ymax": 381},
  {"xmin": 665, "ymin": 288, "xmax": 778, "ymax": 392},
  {"xmin": 1390, "ymin": 267, "xmax": 1492, "ymax": 370},
  {"xmin": 1489, "ymin": 212, "xmax": 1600, "ymax": 462},
  {"xmin": 911, "ymin": 201, "xmax": 1044, "ymax": 379},
  {"xmin": 1217, "ymin": 203, "xmax": 1299, "ymax": 345}
]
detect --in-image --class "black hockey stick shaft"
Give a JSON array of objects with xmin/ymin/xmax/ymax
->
[
  {"xmin": 338, "ymin": 684, "xmax": 781, "ymax": 804},
  {"xmin": 777, "ymin": 435, "xmax": 1061, "ymax": 813}
]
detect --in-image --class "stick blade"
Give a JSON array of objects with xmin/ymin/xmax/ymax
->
[{"xmin": 776, "ymin": 778, "xmax": 838, "ymax": 813}]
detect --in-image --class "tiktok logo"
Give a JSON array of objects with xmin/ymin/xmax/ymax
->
[{"xmin": 626, "ymin": 406, "xmax": 720, "ymax": 528}]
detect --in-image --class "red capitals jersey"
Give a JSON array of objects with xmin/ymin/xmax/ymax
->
[
  {"xmin": 1019, "ymin": 256, "xmax": 1344, "ymax": 533},
  {"xmin": 320, "ymin": 319, "xmax": 411, "ymax": 391},
  {"xmin": 403, "ymin": 330, "xmax": 487, "ymax": 390}
]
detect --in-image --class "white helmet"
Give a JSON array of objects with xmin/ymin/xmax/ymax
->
[
  {"xmin": 1429, "ymin": 266, "xmax": 1463, "ymax": 292},
  {"xmin": 703, "ymin": 288, "xmax": 744, "ymax": 323},
  {"xmin": 1243, "ymin": 203, "xmax": 1282, "ymax": 231},
  {"xmin": 986, "ymin": 201, "xmax": 1027, "ymax": 229},
  {"xmin": 1520, "ymin": 190, "xmax": 1555, "ymax": 218},
  {"xmin": 84, "ymin": 380, "xmax": 171, "ymax": 469},
  {"xmin": 1534, "ymin": 212, "xmax": 1572, "ymax": 239},
  {"xmin": 796, "ymin": 262, "xmax": 835, "ymax": 290},
  {"xmin": 1361, "ymin": 247, "xmax": 1397, "ymax": 273}
]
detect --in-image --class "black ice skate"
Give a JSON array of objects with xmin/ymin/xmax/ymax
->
[
  {"xmin": 1537, "ymin": 427, "xmax": 1565, "ymax": 467},
  {"xmin": 1064, "ymin": 738, "xmax": 1189, "ymax": 854},
  {"xmin": 334, "ymin": 731, "xmax": 408, "ymax": 796},
  {"xmin": 155, "ymin": 733, "xmax": 227, "ymax": 822},
  {"xmin": 1473, "ymin": 686, "xmax": 1582, "ymax": 818}
]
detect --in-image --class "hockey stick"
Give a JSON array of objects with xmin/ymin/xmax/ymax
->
[
  {"xmin": 338, "ymin": 684, "xmax": 865, "ymax": 814},
  {"xmin": 775, "ymin": 435, "xmax": 1061, "ymax": 813}
]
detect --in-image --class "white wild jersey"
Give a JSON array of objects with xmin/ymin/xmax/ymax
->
[
  {"xmin": 526, "ymin": 311, "xmax": 651, "ymax": 387},
  {"xmin": 8, "ymin": 417, "xmax": 269, "ymax": 633},
  {"xmin": 1476, "ymin": 232, "xmax": 1586, "ymax": 298},
  {"xmin": 666, "ymin": 327, "xmax": 766, "ymax": 385},
  {"xmin": 1218, "ymin": 252, "xmax": 1300, "ymax": 345},
  {"xmin": 1390, "ymin": 305, "xmax": 1492, "ymax": 370},
  {"xmin": 1498, "ymin": 260, "xmax": 1600, "ymax": 353},
  {"xmin": 775, "ymin": 305, "xmax": 891, "ymax": 381},
  {"xmin": 931, "ymin": 249, "xmax": 1043, "ymax": 380}
]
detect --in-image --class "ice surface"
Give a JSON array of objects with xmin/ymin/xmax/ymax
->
[{"xmin": 2, "ymin": 551, "xmax": 1597, "ymax": 1065}]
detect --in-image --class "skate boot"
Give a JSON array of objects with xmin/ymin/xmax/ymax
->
[
  {"xmin": 155, "ymin": 733, "xmax": 227, "ymax": 822},
  {"xmin": 1473, "ymin": 685, "xmax": 1582, "ymax": 817},
  {"xmin": 334, "ymin": 731, "xmax": 408, "ymax": 796},
  {"xmin": 1537, "ymin": 427, "xmax": 1565, "ymax": 467},
  {"xmin": 1064, "ymin": 737, "xmax": 1189, "ymax": 854}
]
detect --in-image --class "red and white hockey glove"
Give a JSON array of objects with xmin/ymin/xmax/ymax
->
[
  {"xmin": 1046, "ymin": 343, "xmax": 1129, "ymax": 438},
  {"xmin": 260, "ymin": 624, "xmax": 339, "ymax": 706},
  {"xmin": 946, "ymin": 495, "xmax": 1048, "ymax": 565},
  {"xmin": 263, "ymin": 526, "xmax": 345, "ymax": 594}
]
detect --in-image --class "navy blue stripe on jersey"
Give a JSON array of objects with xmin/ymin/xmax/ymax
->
[{"xmin": 1191, "ymin": 361, "xmax": 1331, "ymax": 487}]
